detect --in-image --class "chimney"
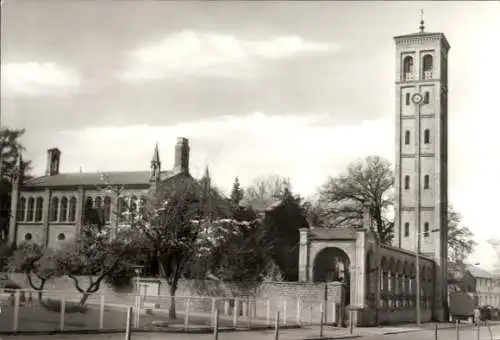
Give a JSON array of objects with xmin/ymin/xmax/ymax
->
[
  {"xmin": 173, "ymin": 137, "xmax": 190, "ymax": 174},
  {"xmin": 45, "ymin": 148, "xmax": 61, "ymax": 176}
]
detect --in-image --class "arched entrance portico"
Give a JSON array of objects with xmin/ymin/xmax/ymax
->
[{"xmin": 313, "ymin": 247, "xmax": 351, "ymax": 305}]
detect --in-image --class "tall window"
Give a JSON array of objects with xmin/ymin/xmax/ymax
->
[
  {"xmin": 424, "ymin": 175, "xmax": 430, "ymax": 189},
  {"xmin": 27, "ymin": 197, "xmax": 35, "ymax": 222},
  {"xmin": 403, "ymin": 56, "xmax": 414, "ymax": 79},
  {"xmin": 424, "ymin": 129, "xmax": 430, "ymax": 144},
  {"xmin": 35, "ymin": 197, "xmax": 43, "ymax": 222},
  {"xmin": 423, "ymin": 54, "xmax": 433, "ymax": 79},
  {"xmin": 404, "ymin": 130, "xmax": 410, "ymax": 145},
  {"xmin": 423, "ymin": 222, "xmax": 430, "ymax": 237},
  {"xmin": 50, "ymin": 197, "xmax": 59, "ymax": 222},
  {"xmin": 104, "ymin": 196, "xmax": 111, "ymax": 223},
  {"xmin": 404, "ymin": 222, "xmax": 410, "ymax": 237},
  {"xmin": 60, "ymin": 197, "xmax": 68, "ymax": 222},
  {"xmin": 424, "ymin": 91, "xmax": 430, "ymax": 104},
  {"xmin": 405, "ymin": 93, "xmax": 410, "ymax": 106},
  {"xmin": 18, "ymin": 197, "xmax": 26, "ymax": 222},
  {"xmin": 68, "ymin": 197, "xmax": 77, "ymax": 222},
  {"xmin": 404, "ymin": 175, "xmax": 410, "ymax": 190}
]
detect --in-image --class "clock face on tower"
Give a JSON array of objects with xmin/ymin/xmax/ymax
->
[{"xmin": 411, "ymin": 93, "xmax": 424, "ymax": 105}]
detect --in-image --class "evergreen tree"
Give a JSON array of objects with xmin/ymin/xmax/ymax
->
[{"xmin": 230, "ymin": 177, "xmax": 244, "ymax": 204}]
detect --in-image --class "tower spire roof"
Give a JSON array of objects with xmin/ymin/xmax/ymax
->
[
  {"xmin": 151, "ymin": 142, "xmax": 160, "ymax": 164},
  {"xmin": 419, "ymin": 9, "xmax": 425, "ymax": 33}
]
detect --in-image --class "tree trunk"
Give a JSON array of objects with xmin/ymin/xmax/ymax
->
[
  {"xmin": 169, "ymin": 283, "xmax": 177, "ymax": 319},
  {"xmin": 79, "ymin": 292, "xmax": 90, "ymax": 306},
  {"xmin": 374, "ymin": 240, "xmax": 381, "ymax": 326}
]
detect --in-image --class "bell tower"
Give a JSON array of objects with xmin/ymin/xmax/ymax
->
[{"xmin": 393, "ymin": 18, "xmax": 450, "ymax": 321}]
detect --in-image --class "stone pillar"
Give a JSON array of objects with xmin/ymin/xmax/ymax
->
[
  {"xmin": 298, "ymin": 228, "xmax": 310, "ymax": 282},
  {"xmin": 7, "ymin": 179, "xmax": 20, "ymax": 245},
  {"xmin": 354, "ymin": 229, "xmax": 366, "ymax": 308},
  {"xmin": 75, "ymin": 187, "xmax": 85, "ymax": 235},
  {"xmin": 41, "ymin": 188, "xmax": 51, "ymax": 246}
]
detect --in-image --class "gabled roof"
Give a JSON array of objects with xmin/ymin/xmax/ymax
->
[
  {"xmin": 466, "ymin": 265, "xmax": 498, "ymax": 279},
  {"xmin": 240, "ymin": 197, "xmax": 283, "ymax": 213},
  {"xmin": 23, "ymin": 170, "xmax": 176, "ymax": 188}
]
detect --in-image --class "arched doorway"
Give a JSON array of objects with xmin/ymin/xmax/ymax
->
[{"xmin": 313, "ymin": 247, "xmax": 351, "ymax": 305}]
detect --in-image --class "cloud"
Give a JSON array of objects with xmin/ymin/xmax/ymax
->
[
  {"xmin": 1, "ymin": 62, "xmax": 81, "ymax": 98},
  {"xmin": 119, "ymin": 31, "xmax": 338, "ymax": 81}
]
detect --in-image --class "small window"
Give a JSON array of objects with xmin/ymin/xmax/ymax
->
[
  {"xmin": 424, "ymin": 92, "xmax": 430, "ymax": 104},
  {"xmin": 35, "ymin": 197, "xmax": 43, "ymax": 222},
  {"xmin": 50, "ymin": 197, "xmax": 59, "ymax": 222},
  {"xmin": 423, "ymin": 54, "xmax": 433, "ymax": 80},
  {"xmin": 424, "ymin": 129, "xmax": 430, "ymax": 144},
  {"xmin": 404, "ymin": 175, "xmax": 410, "ymax": 190},
  {"xmin": 60, "ymin": 197, "xmax": 68, "ymax": 222},
  {"xmin": 424, "ymin": 175, "xmax": 430, "ymax": 189},
  {"xmin": 423, "ymin": 222, "xmax": 430, "ymax": 237},
  {"xmin": 404, "ymin": 222, "xmax": 410, "ymax": 237},
  {"xmin": 404, "ymin": 130, "xmax": 410, "ymax": 145},
  {"xmin": 403, "ymin": 56, "xmax": 414, "ymax": 75},
  {"xmin": 27, "ymin": 197, "xmax": 35, "ymax": 222},
  {"xmin": 405, "ymin": 93, "xmax": 410, "ymax": 106},
  {"xmin": 68, "ymin": 197, "xmax": 77, "ymax": 222},
  {"xmin": 18, "ymin": 197, "xmax": 26, "ymax": 222},
  {"xmin": 24, "ymin": 233, "xmax": 32, "ymax": 241},
  {"xmin": 57, "ymin": 233, "xmax": 66, "ymax": 241}
]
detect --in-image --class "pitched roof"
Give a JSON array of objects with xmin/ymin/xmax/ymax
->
[
  {"xmin": 466, "ymin": 265, "xmax": 498, "ymax": 279},
  {"xmin": 23, "ymin": 170, "xmax": 176, "ymax": 188},
  {"xmin": 240, "ymin": 197, "xmax": 282, "ymax": 213}
]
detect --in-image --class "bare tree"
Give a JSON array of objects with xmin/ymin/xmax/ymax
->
[{"xmin": 245, "ymin": 174, "xmax": 291, "ymax": 201}]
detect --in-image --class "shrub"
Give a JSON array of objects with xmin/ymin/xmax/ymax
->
[
  {"xmin": 104, "ymin": 265, "xmax": 135, "ymax": 292},
  {"xmin": 41, "ymin": 298, "xmax": 88, "ymax": 314}
]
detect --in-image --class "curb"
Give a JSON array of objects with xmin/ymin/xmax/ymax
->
[{"xmin": 299, "ymin": 336, "xmax": 362, "ymax": 340}]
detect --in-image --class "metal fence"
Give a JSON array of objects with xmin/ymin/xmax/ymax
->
[{"xmin": 0, "ymin": 289, "xmax": 342, "ymax": 334}]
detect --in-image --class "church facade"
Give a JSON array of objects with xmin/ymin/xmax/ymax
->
[{"xmin": 8, "ymin": 137, "xmax": 192, "ymax": 248}]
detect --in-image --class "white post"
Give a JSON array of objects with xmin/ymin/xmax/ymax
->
[
  {"xmin": 309, "ymin": 305, "xmax": 313, "ymax": 325},
  {"xmin": 211, "ymin": 298, "xmax": 216, "ymax": 327},
  {"xmin": 233, "ymin": 298, "xmax": 239, "ymax": 327},
  {"xmin": 13, "ymin": 290, "xmax": 20, "ymax": 332},
  {"xmin": 283, "ymin": 300, "xmax": 287, "ymax": 326},
  {"xmin": 296, "ymin": 299, "xmax": 301, "ymax": 325},
  {"xmin": 184, "ymin": 298, "xmax": 191, "ymax": 329},
  {"xmin": 125, "ymin": 306, "xmax": 133, "ymax": 340},
  {"xmin": 331, "ymin": 302, "xmax": 336, "ymax": 324},
  {"xmin": 99, "ymin": 295, "xmax": 105, "ymax": 329},
  {"xmin": 59, "ymin": 296, "xmax": 66, "ymax": 332},
  {"xmin": 266, "ymin": 299, "xmax": 271, "ymax": 326}
]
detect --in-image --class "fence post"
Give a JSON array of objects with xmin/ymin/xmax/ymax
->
[
  {"xmin": 296, "ymin": 299, "xmax": 301, "ymax": 325},
  {"xmin": 213, "ymin": 308, "xmax": 219, "ymax": 340},
  {"xmin": 283, "ymin": 299, "xmax": 287, "ymax": 326},
  {"xmin": 233, "ymin": 298, "xmax": 239, "ymax": 327},
  {"xmin": 59, "ymin": 296, "xmax": 66, "ymax": 332},
  {"xmin": 309, "ymin": 305, "xmax": 313, "ymax": 325},
  {"xmin": 320, "ymin": 302, "xmax": 324, "ymax": 337},
  {"xmin": 211, "ymin": 298, "xmax": 216, "ymax": 328},
  {"xmin": 12, "ymin": 290, "xmax": 20, "ymax": 333},
  {"xmin": 266, "ymin": 299, "xmax": 271, "ymax": 326},
  {"xmin": 349, "ymin": 311, "xmax": 354, "ymax": 334},
  {"xmin": 455, "ymin": 319, "xmax": 459, "ymax": 340},
  {"xmin": 184, "ymin": 298, "xmax": 191, "ymax": 330},
  {"xmin": 274, "ymin": 311, "xmax": 280, "ymax": 340},
  {"xmin": 99, "ymin": 295, "xmax": 105, "ymax": 329},
  {"xmin": 331, "ymin": 302, "xmax": 336, "ymax": 325},
  {"xmin": 125, "ymin": 306, "xmax": 133, "ymax": 340},
  {"xmin": 434, "ymin": 323, "xmax": 438, "ymax": 340}
]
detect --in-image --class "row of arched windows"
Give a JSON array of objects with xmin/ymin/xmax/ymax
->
[
  {"xmin": 403, "ymin": 174, "xmax": 431, "ymax": 190},
  {"xmin": 404, "ymin": 129, "xmax": 431, "ymax": 145},
  {"xmin": 403, "ymin": 54, "xmax": 433, "ymax": 80},
  {"xmin": 403, "ymin": 221, "xmax": 431, "ymax": 238},
  {"xmin": 50, "ymin": 197, "xmax": 78, "ymax": 222},
  {"xmin": 17, "ymin": 197, "xmax": 44, "ymax": 222}
]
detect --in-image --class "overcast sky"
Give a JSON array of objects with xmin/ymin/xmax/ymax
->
[{"xmin": 1, "ymin": 1, "xmax": 499, "ymax": 267}]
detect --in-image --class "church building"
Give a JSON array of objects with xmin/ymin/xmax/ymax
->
[{"xmin": 8, "ymin": 137, "xmax": 193, "ymax": 248}]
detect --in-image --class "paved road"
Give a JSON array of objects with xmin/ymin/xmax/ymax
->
[{"xmin": 3, "ymin": 324, "xmax": 500, "ymax": 340}]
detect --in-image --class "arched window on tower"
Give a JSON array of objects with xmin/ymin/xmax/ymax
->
[
  {"xmin": 403, "ymin": 56, "xmax": 414, "ymax": 80},
  {"xmin": 424, "ymin": 175, "xmax": 430, "ymax": 189},
  {"xmin": 27, "ymin": 197, "xmax": 35, "ymax": 222},
  {"xmin": 18, "ymin": 197, "xmax": 26, "ymax": 222},
  {"xmin": 423, "ymin": 222, "xmax": 430, "ymax": 237},
  {"xmin": 423, "ymin": 54, "xmax": 433, "ymax": 80},
  {"xmin": 60, "ymin": 197, "xmax": 68, "ymax": 222},
  {"xmin": 424, "ymin": 129, "xmax": 430, "ymax": 144},
  {"xmin": 404, "ymin": 130, "xmax": 411, "ymax": 145},
  {"xmin": 404, "ymin": 222, "xmax": 410, "ymax": 237},
  {"xmin": 35, "ymin": 197, "xmax": 43, "ymax": 222},
  {"xmin": 50, "ymin": 197, "xmax": 59, "ymax": 222},
  {"xmin": 404, "ymin": 175, "xmax": 410, "ymax": 190},
  {"xmin": 424, "ymin": 91, "xmax": 430, "ymax": 104}
]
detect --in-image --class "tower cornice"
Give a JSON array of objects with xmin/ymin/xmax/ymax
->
[{"xmin": 394, "ymin": 32, "xmax": 450, "ymax": 51}]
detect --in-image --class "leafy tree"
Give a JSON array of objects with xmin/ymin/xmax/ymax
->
[
  {"xmin": 8, "ymin": 242, "xmax": 59, "ymax": 300},
  {"xmin": 0, "ymin": 127, "xmax": 31, "ymax": 241},
  {"xmin": 53, "ymin": 224, "xmax": 142, "ymax": 306},
  {"xmin": 245, "ymin": 174, "xmax": 291, "ymax": 201},
  {"xmin": 230, "ymin": 177, "xmax": 244, "ymax": 204},
  {"xmin": 447, "ymin": 206, "xmax": 476, "ymax": 265}
]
